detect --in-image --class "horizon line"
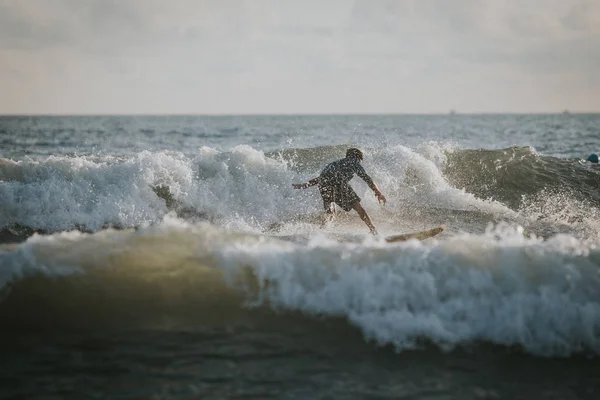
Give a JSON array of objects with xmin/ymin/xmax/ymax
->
[{"xmin": 0, "ymin": 110, "xmax": 597, "ymax": 117}]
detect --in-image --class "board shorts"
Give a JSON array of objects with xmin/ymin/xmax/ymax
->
[{"xmin": 318, "ymin": 181, "xmax": 361, "ymax": 212}]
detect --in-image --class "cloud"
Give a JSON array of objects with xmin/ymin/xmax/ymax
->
[
  {"xmin": 0, "ymin": 0, "xmax": 598, "ymax": 114},
  {"xmin": 0, "ymin": 2, "xmax": 72, "ymax": 50}
]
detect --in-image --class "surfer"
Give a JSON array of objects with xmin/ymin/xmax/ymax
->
[{"xmin": 292, "ymin": 148, "xmax": 386, "ymax": 235}]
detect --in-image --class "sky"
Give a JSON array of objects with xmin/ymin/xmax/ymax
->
[{"xmin": 0, "ymin": 0, "xmax": 599, "ymax": 114}]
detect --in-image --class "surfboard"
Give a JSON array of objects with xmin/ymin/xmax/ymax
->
[{"xmin": 385, "ymin": 225, "xmax": 445, "ymax": 243}]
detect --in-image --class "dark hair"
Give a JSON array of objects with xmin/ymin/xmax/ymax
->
[{"xmin": 346, "ymin": 148, "xmax": 363, "ymax": 161}]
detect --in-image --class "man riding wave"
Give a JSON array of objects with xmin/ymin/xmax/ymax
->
[{"xmin": 292, "ymin": 148, "xmax": 386, "ymax": 234}]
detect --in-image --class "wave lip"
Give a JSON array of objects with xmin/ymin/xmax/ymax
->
[{"xmin": 444, "ymin": 146, "xmax": 600, "ymax": 210}]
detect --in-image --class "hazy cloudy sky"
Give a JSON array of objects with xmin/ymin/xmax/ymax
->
[{"xmin": 1, "ymin": 0, "xmax": 598, "ymax": 114}]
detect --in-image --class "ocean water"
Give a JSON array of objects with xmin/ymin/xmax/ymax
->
[{"xmin": 1, "ymin": 114, "xmax": 600, "ymax": 399}]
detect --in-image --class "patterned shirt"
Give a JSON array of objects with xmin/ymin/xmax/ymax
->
[{"xmin": 319, "ymin": 157, "xmax": 375, "ymax": 189}]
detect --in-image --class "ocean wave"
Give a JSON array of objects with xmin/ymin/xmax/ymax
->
[
  {"xmin": 1, "ymin": 144, "xmax": 599, "ymax": 241},
  {"xmin": 1, "ymin": 218, "xmax": 600, "ymax": 357}
]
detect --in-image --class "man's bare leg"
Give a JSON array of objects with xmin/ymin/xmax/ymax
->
[
  {"xmin": 351, "ymin": 202, "xmax": 377, "ymax": 235},
  {"xmin": 320, "ymin": 203, "xmax": 336, "ymax": 228}
]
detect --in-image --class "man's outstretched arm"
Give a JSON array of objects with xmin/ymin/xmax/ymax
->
[
  {"xmin": 292, "ymin": 177, "xmax": 319, "ymax": 189},
  {"xmin": 355, "ymin": 166, "xmax": 386, "ymax": 205}
]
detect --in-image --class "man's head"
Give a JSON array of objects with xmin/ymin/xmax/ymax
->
[
  {"xmin": 588, "ymin": 153, "xmax": 599, "ymax": 164},
  {"xmin": 346, "ymin": 147, "xmax": 364, "ymax": 161}
]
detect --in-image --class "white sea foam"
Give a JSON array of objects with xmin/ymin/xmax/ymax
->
[
  {"xmin": 0, "ymin": 152, "xmax": 190, "ymax": 231},
  {"xmin": 216, "ymin": 223, "xmax": 600, "ymax": 356},
  {"xmin": 365, "ymin": 144, "xmax": 515, "ymax": 228},
  {"xmin": 1, "ymin": 144, "xmax": 510, "ymax": 233}
]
